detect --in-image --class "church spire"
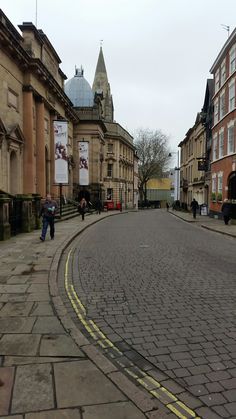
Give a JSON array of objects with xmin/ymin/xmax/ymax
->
[{"xmin": 93, "ymin": 46, "xmax": 114, "ymax": 122}]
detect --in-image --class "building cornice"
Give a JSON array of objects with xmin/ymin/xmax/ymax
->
[{"xmin": 210, "ymin": 28, "xmax": 236, "ymax": 73}]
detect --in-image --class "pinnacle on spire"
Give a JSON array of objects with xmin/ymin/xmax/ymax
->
[{"xmin": 94, "ymin": 47, "xmax": 107, "ymax": 75}]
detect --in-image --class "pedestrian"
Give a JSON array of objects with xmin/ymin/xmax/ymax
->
[
  {"xmin": 95, "ymin": 198, "xmax": 102, "ymax": 214},
  {"xmin": 166, "ymin": 202, "xmax": 170, "ymax": 211},
  {"xmin": 221, "ymin": 198, "xmax": 231, "ymax": 225},
  {"xmin": 190, "ymin": 198, "xmax": 199, "ymax": 219},
  {"xmin": 79, "ymin": 197, "xmax": 87, "ymax": 221},
  {"xmin": 40, "ymin": 194, "xmax": 58, "ymax": 241}
]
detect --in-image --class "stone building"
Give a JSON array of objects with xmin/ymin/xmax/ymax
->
[
  {"xmin": 179, "ymin": 114, "xmax": 206, "ymax": 207},
  {"xmin": 65, "ymin": 47, "xmax": 135, "ymax": 208},
  {"xmin": 210, "ymin": 28, "xmax": 236, "ymax": 217},
  {"xmin": 0, "ymin": 11, "xmax": 78, "ymax": 199}
]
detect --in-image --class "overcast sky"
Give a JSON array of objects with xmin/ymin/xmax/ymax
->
[{"xmin": 1, "ymin": 0, "xmax": 236, "ymax": 152}]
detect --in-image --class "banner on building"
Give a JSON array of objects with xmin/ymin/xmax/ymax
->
[
  {"xmin": 79, "ymin": 141, "xmax": 89, "ymax": 186},
  {"xmin": 54, "ymin": 120, "xmax": 68, "ymax": 184}
]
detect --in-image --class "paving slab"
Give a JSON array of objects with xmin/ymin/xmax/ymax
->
[
  {"xmin": 27, "ymin": 293, "xmax": 50, "ymax": 302},
  {"xmin": 11, "ymin": 363, "xmax": 54, "ymax": 413},
  {"xmin": 27, "ymin": 284, "xmax": 49, "ymax": 294},
  {"xmin": 32, "ymin": 316, "xmax": 65, "ymax": 334},
  {"xmin": 0, "ymin": 285, "xmax": 29, "ymax": 294},
  {"xmin": 7, "ymin": 276, "xmax": 30, "ymax": 284},
  {"xmin": 0, "ymin": 416, "xmax": 23, "ymax": 419},
  {"xmin": 4, "ymin": 356, "xmax": 77, "ymax": 366},
  {"xmin": 0, "ymin": 334, "xmax": 41, "ymax": 356},
  {"xmin": 0, "ymin": 302, "xmax": 34, "ymax": 317},
  {"xmin": 0, "ymin": 317, "xmax": 35, "ymax": 333},
  {"xmin": 82, "ymin": 401, "xmax": 146, "ymax": 419},
  {"xmin": 40, "ymin": 334, "xmax": 85, "ymax": 357},
  {"xmin": 0, "ymin": 294, "xmax": 27, "ymax": 303},
  {"xmin": 54, "ymin": 359, "xmax": 127, "ymax": 408},
  {"xmin": 0, "ymin": 367, "xmax": 15, "ymax": 416},
  {"xmin": 25, "ymin": 408, "xmax": 81, "ymax": 418},
  {"xmin": 30, "ymin": 302, "xmax": 54, "ymax": 316}
]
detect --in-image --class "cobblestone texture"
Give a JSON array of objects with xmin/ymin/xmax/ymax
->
[{"xmin": 70, "ymin": 210, "xmax": 236, "ymax": 417}]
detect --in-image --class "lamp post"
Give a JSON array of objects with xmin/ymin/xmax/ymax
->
[{"xmin": 120, "ymin": 182, "xmax": 123, "ymax": 212}]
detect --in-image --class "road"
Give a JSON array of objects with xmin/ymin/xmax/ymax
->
[{"xmin": 61, "ymin": 210, "xmax": 236, "ymax": 418}]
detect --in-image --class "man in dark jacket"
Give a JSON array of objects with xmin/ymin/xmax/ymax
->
[
  {"xmin": 221, "ymin": 199, "xmax": 231, "ymax": 225},
  {"xmin": 190, "ymin": 198, "xmax": 199, "ymax": 219},
  {"xmin": 40, "ymin": 194, "xmax": 58, "ymax": 241}
]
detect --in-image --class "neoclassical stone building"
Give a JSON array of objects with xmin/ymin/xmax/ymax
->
[
  {"xmin": 65, "ymin": 47, "xmax": 135, "ymax": 208},
  {"xmin": 0, "ymin": 10, "xmax": 78, "ymax": 199},
  {"xmin": 0, "ymin": 9, "xmax": 135, "ymax": 238}
]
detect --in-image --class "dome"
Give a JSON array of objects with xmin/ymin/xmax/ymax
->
[{"xmin": 65, "ymin": 67, "xmax": 94, "ymax": 107}]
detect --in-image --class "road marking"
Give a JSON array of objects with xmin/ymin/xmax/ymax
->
[{"xmin": 64, "ymin": 247, "xmax": 200, "ymax": 419}]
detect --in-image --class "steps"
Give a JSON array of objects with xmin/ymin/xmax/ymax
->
[{"xmin": 55, "ymin": 202, "xmax": 79, "ymax": 222}]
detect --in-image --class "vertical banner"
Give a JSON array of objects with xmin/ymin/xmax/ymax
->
[
  {"xmin": 79, "ymin": 141, "xmax": 89, "ymax": 185},
  {"xmin": 54, "ymin": 120, "xmax": 68, "ymax": 184}
]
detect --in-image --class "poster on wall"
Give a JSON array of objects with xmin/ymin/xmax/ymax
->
[
  {"xmin": 54, "ymin": 120, "xmax": 68, "ymax": 184},
  {"xmin": 79, "ymin": 141, "xmax": 89, "ymax": 186}
]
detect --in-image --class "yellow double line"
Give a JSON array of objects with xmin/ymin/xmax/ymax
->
[{"xmin": 64, "ymin": 248, "xmax": 201, "ymax": 419}]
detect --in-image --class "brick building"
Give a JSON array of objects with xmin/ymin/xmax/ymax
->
[{"xmin": 210, "ymin": 28, "xmax": 236, "ymax": 217}]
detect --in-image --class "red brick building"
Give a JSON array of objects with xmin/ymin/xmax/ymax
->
[{"xmin": 210, "ymin": 29, "xmax": 236, "ymax": 217}]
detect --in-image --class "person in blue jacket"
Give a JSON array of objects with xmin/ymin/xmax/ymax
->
[{"xmin": 40, "ymin": 194, "xmax": 58, "ymax": 241}]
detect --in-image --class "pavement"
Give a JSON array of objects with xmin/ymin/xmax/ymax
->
[{"xmin": 0, "ymin": 209, "xmax": 235, "ymax": 419}]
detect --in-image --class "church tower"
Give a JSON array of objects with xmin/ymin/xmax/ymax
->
[{"xmin": 92, "ymin": 47, "xmax": 114, "ymax": 122}]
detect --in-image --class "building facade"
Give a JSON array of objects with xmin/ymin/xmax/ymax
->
[
  {"xmin": 0, "ymin": 12, "xmax": 78, "ymax": 199},
  {"xmin": 179, "ymin": 114, "xmax": 206, "ymax": 207},
  {"xmin": 210, "ymin": 29, "xmax": 236, "ymax": 217}
]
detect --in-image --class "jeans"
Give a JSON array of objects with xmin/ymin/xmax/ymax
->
[{"xmin": 41, "ymin": 216, "xmax": 55, "ymax": 240}]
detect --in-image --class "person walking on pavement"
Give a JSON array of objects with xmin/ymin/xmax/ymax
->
[
  {"xmin": 40, "ymin": 194, "xmax": 58, "ymax": 241},
  {"xmin": 95, "ymin": 197, "xmax": 102, "ymax": 214},
  {"xmin": 221, "ymin": 198, "xmax": 231, "ymax": 225},
  {"xmin": 166, "ymin": 202, "xmax": 170, "ymax": 211},
  {"xmin": 79, "ymin": 197, "xmax": 87, "ymax": 221},
  {"xmin": 190, "ymin": 198, "xmax": 199, "ymax": 219}
]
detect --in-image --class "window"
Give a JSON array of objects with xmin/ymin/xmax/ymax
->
[
  {"xmin": 217, "ymin": 174, "xmax": 223, "ymax": 198},
  {"xmin": 219, "ymin": 130, "xmax": 224, "ymax": 158},
  {"xmin": 107, "ymin": 163, "xmax": 113, "ymax": 177},
  {"xmin": 107, "ymin": 143, "xmax": 113, "ymax": 153},
  {"xmin": 213, "ymin": 135, "xmax": 218, "ymax": 160},
  {"xmin": 107, "ymin": 188, "xmax": 113, "ymax": 200},
  {"xmin": 229, "ymin": 79, "xmax": 235, "ymax": 111},
  {"xmin": 227, "ymin": 123, "xmax": 234, "ymax": 154},
  {"xmin": 221, "ymin": 60, "xmax": 226, "ymax": 85},
  {"xmin": 215, "ymin": 68, "xmax": 220, "ymax": 92},
  {"xmin": 214, "ymin": 99, "xmax": 219, "ymax": 124},
  {"xmin": 230, "ymin": 44, "xmax": 236, "ymax": 75},
  {"xmin": 8, "ymin": 89, "xmax": 18, "ymax": 110},
  {"xmin": 212, "ymin": 176, "xmax": 216, "ymax": 193},
  {"xmin": 219, "ymin": 91, "xmax": 226, "ymax": 119},
  {"xmin": 44, "ymin": 118, "xmax": 49, "ymax": 133}
]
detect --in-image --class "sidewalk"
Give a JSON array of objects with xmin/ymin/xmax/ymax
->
[
  {"xmin": 169, "ymin": 209, "xmax": 236, "ymax": 238},
  {"xmin": 0, "ymin": 210, "xmax": 170, "ymax": 419}
]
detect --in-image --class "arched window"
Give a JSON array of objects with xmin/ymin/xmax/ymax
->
[{"xmin": 228, "ymin": 171, "xmax": 236, "ymax": 200}]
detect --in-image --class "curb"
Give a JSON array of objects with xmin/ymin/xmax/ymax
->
[
  {"xmin": 48, "ymin": 211, "xmax": 160, "ymax": 415},
  {"xmin": 201, "ymin": 224, "xmax": 236, "ymax": 238}
]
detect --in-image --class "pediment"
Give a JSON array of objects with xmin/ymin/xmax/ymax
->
[
  {"xmin": 0, "ymin": 118, "xmax": 7, "ymax": 135},
  {"xmin": 6, "ymin": 124, "xmax": 25, "ymax": 144}
]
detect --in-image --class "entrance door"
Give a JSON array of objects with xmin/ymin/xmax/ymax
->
[
  {"xmin": 10, "ymin": 151, "xmax": 18, "ymax": 195},
  {"xmin": 228, "ymin": 172, "xmax": 236, "ymax": 200}
]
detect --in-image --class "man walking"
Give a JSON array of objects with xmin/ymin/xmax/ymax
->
[
  {"xmin": 190, "ymin": 198, "xmax": 199, "ymax": 219},
  {"xmin": 40, "ymin": 194, "xmax": 58, "ymax": 241},
  {"xmin": 221, "ymin": 199, "xmax": 231, "ymax": 225}
]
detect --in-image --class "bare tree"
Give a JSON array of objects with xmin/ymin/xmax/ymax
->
[{"xmin": 134, "ymin": 128, "xmax": 170, "ymax": 203}]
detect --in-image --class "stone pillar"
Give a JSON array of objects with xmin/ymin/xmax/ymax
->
[
  {"xmin": 20, "ymin": 195, "xmax": 34, "ymax": 233},
  {"xmin": 36, "ymin": 100, "xmax": 45, "ymax": 197},
  {"xmin": 23, "ymin": 90, "xmax": 35, "ymax": 194},
  {"xmin": 0, "ymin": 195, "xmax": 11, "ymax": 240},
  {"xmin": 50, "ymin": 113, "xmax": 57, "ymax": 197},
  {"xmin": 32, "ymin": 194, "xmax": 41, "ymax": 229}
]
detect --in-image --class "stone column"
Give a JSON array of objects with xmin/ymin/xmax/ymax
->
[
  {"xmin": 36, "ymin": 100, "xmax": 45, "ymax": 197},
  {"xmin": 23, "ymin": 90, "xmax": 35, "ymax": 194},
  {"xmin": 50, "ymin": 113, "xmax": 57, "ymax": 197}
]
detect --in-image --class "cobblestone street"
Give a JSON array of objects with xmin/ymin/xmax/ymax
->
[{"xmin": 67, "ymin": 210, "xmax": 236, "ymax": 418}]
